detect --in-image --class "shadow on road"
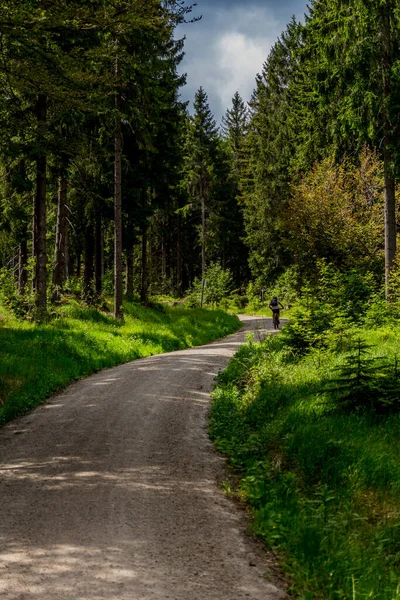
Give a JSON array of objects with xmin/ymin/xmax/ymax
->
[{"xmin": 0, "ymin": 315, "xmax": 285, "ymax": 600}]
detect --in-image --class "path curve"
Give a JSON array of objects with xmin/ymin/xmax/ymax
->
[{"xmin": 0, "ymin": 315, "xmax": 286, "ymax": 600}]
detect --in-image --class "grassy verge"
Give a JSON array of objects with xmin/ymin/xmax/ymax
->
[
  {"xmin": 210, "ymin": 327, "xmax": 400, "ymax": 599},
  {"xmin": 0, "ymin": 300, "xmax": 240, "ymax": 426}
]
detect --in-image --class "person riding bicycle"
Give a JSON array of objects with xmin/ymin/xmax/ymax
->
[{"xmin": 269, "ymin": 296, "xmax": 284, "ymax": 319}]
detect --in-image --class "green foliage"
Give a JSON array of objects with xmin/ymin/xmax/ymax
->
[
  {"xmin": 285, "ymin": 151, "xmax": 385, "ymax": 281},
  {"xmin": 243, "ymin": 18, "xmax": 302, "ymax": 283},
  {"xmin": 0, "ymin": 266, "xmax": 35, "ymax": 318},
  {"xmin": 210, "ymin": 326, "xmax": 400, "ymax": 599},
  {"xmin": 282, "ymin": 261, "xmax": 376, "ymax": 352},
  {"xmin": 323, "ymin": 338, "xmax": 383, "ymax": 412},
  {"xmin": 221, "ymin": 91, "xmax": 249, "ymax": 155},
  {"xmin": 0, "ymin": 299, "xmax": 240, "ymax": 425},
  {"xmin": 187, "ymin": 262, "xmax": 234, "ymax": 307},
  {"xmin": 0, "ymin": 0, "xmax": 197, "ymax": 313},
  {"xmin": 323, "ymin": 337, "xmax": 400, "ymax": 413},
  {"xmin": 181, "ymin": 87, "xmax": 218, "ymax": 213},
  {"xmin": 245, "ymin": 266, "xmax": 300, "ymax": 314},
  {"xmin": 240, "ymin": 0, "xmax": 399, "ymax": 289},
  {"xmin": 363, "ymin": 296, "xmax": 393, "ymax": 327}
]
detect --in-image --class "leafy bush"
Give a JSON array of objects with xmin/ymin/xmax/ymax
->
[
  {"xmin": 187, "ymin": 262, "xmax": 234, "ymax": 307},
  {"xmin": 281, "ymin": 262, "xmax": 377, "ymax": 353},
  {"xmin": 284, "ymin": 149, "xmax": 384, "ymax": 280},
  {"xmin": 245, "ymin": 267, "xmax": 300, "ymax": 314},
  {"xmin": 0, "ymin": 267, "xmax": 34, "ymax": 317}
]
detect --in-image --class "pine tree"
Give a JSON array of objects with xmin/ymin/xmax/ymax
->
[
  {"xmin": 218, "ymin": 93, "xmax": 250, "ymax": 284},
  {"xmin": 221, "ymin": 92, "xmax": 249, "ymax": 159},
  {"xmin": 243, "ymin": 18, "xmax": 302, "ymax": 282},
  {"xmin": 183, "ymin": 87, "xmax": 218, "ymax": 275}
]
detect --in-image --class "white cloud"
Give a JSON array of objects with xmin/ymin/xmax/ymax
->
[
  {"xmin": 216, "ymin": 31, "xmax": 273, "ymax": 111},
  {"xmin": 178, "ymin": 4, "xmax": 281, "ymax": 122}
]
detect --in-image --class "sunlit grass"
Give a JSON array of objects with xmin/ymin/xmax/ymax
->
[
  {"xmin": 210, "ymin": 329, "xmax": 400, "ymax": 599},
  {"xmin": 0, "ymin": 299, "xmax": 240, "ymax": 425}
]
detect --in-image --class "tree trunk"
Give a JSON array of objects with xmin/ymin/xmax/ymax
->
[
  {"xmin": 18, "ymin": 240, "xmax": 28, "ymax": 295},
  {"xmin": 141, "ymin": 232, "xmax": 148, "ymax": 303},
  {"xmin": 201, "ymin": 194, "xmax": 206, "ymax": 277},
  {"xmin": 381, "ymin": 0, "xmax": 396, "ymax": 297},
  {"xmin": 176, "ymin": 215, "xmax": 182, "ymax": 296},
  {"xmin": 32, "ymin": 207, "xmax": 36, "ymax": 266},
  {"xmin": 126, "ymin": 246, "xmax": 134, "ymax": 299},
  {"xmin": 140, "ymin": 189, "xmax": 148, "ymax": 303},
  {"xmin": 53, "ymin": 168, "xmax": 68, "ymax": 299},
  {"xmin": 34, "ymin": 94, "xmax": 47, "ymax": 314},
  {"xmin": 114, "ymin": 67, "xmax": 123, "ymax": 319},
  {"xmin": 162, "ymin": 231, "xmax": 167, "ymax": 295},
  {"xmin": 84, "ymin": 224, "xmax": 95, "ymax": 303},
  {"xmin": 95, "ymin": 213, "xmax": 102, "ymax": 297},
  {"xmin": 64, "ymin": 219, "xmax": 70, "ymax": 282}
]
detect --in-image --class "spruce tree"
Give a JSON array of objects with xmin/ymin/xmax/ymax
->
[
  {"xmin": 221, "ymin": 92, "xmax": 249, "ymax": 159},
  {"xmin": 219, "ymin": 93, "xmax": 250, "ymax": 284},
  {"xmin": 183, "ymin": 87, "xmax": 218, "ymax": 275},
  {"xmin": 243, "ymin": 18, "xmax": 302, "ymax": 282}
]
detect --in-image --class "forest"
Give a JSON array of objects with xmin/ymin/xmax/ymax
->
[
  {"xmin": 1, "ymin": 1, "xmax": 400, "ymax": 598},
  {"xmin": 0, "ymin": 0, "xmax": 399, "ymax": 317}
]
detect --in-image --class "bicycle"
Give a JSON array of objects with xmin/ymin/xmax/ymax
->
[{"xmin": 272, "ymin": 311, "xmax": 280, "ymax": 329}]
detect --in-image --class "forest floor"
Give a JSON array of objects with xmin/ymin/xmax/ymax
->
[{"xmin": 0, "ymin": 315, "xmax": 287, "ymax": 600}]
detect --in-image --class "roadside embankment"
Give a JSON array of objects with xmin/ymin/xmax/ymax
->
[
  {"xmin": 210, "ymin": 325, "xmax": 400, "ymax": 599},
  {"xmin": 0, "ymin": 300, "xmax": 240, "ymax": 425}
]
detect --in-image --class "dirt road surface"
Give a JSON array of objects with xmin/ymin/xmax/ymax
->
[{"xmin": 0, "ymin": 315, "xmax": 286, "ymax": 600}]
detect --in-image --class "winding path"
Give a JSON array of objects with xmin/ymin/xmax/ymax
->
[{"xmin": 0, "ymin": 315, "xmax": 286, "ymax": 600}]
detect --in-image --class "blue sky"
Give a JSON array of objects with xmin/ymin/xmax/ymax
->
[{"xmin": 177, "ymin": 0, "xmax": 308, "ymax": 122}]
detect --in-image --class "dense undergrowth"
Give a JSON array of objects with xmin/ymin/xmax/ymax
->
[
  {"xmin": 210, "ymin": 328, "xmax": 400, "ymax": 599},
  {"xmin": 210, "ymin": 265, "xmax": 400, "ymax": 599},
  {"xmin": 0, "ymin": 299, "xmax": 240, "ymax": 426}
]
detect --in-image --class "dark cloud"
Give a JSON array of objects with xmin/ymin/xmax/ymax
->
[
  {"xmin": 189, "ymin": 0, "xmax": 306, "ymax": 21},
  {"xmin": 178, "ymin": 0, "xmax": 308, "ymax": 123}
]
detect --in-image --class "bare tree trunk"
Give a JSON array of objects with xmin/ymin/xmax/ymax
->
[
  {"xmin": 176, "ymin": 215, "xmax": 182, "ymax": 296},
  {"xmin": 34, "ymin": 94, "xmax": 47, "ymax": 314},
  {"xmin": 53, "ymin": 168, "xmax": 68, "ymax": 299},
  {"xmin": 382, "ymin": 0, "xmax": 396, "ymax": 297},
  {"xmin": 18, "ymin": 240, "xmax": 28, "ymax": 295},
  {"xmin": 162, "ymin": 232, "xmax": 167, "ymax": 295},
  {"xmin": 201, "ymin": 195, "xmax": 206, "ymax": 277},
  {"xmin": 75, "ymin": 253, "xmax": 80, "ymax": 278},
  {"xmin": 141, "ymin": 230, "xmax": 148, "ymax": 303},
  {"xmin": 95, "ymin": 213, "xmax": 102, "ymax": 297},
  {"xmin": 140, "ymin": 189, "xmax": 148, "ymax": 303},
  {"xmin": 84, "ymin": 225, "xmax": 95, "ymax": 302},
  {"xmin": 64, "ymin": 220, "xmax": 69, "ymax": 281},
  {"xmin": 114, "ymin": 60, "xmax": 123, "ymax": 319},
  {"xmin": 32, "ymin": 208, "xmax": 36, "ymax": 266},
  {"xmin": 126, "ymin": 246, "xmax": 134, "ymax": 299}
]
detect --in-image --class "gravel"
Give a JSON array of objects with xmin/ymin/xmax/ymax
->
[{"xmin": 0, "ymin": 315, "xmax": 286, "ymax": 600}]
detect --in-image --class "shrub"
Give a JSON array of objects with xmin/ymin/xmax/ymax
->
[
  {"xmin": 323, "ymin": 338, "xmax": 400, "ymax": 414},
  {"xmin": 187, "ymin": 262, "xmax": 234, "ymax": 307},
  {"xmin": 0, "ymin": 267, "xmax": 34, "ymax": 317}
]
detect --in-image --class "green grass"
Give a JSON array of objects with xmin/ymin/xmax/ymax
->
[
  {"xmin": 0, "ymin": 299, "xmax": 240, "ymax": 426},
  {"xmin": 210, "ymin": 328, "xmax": 400, "ymax": 599}
]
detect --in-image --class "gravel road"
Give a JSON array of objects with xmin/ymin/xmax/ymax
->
[{"xmin": 0, "ymin": 315, "xmax": 286, "ymax": 600}]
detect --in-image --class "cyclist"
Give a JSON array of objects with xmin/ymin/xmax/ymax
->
[{"xmin": 269, "ymin": 296, "xmax": 284, "ymax": 328}]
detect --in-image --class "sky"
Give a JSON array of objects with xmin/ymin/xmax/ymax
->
[{"xmin": 177, "ymin": 0, "xmax": 308, "ymax": 123}]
